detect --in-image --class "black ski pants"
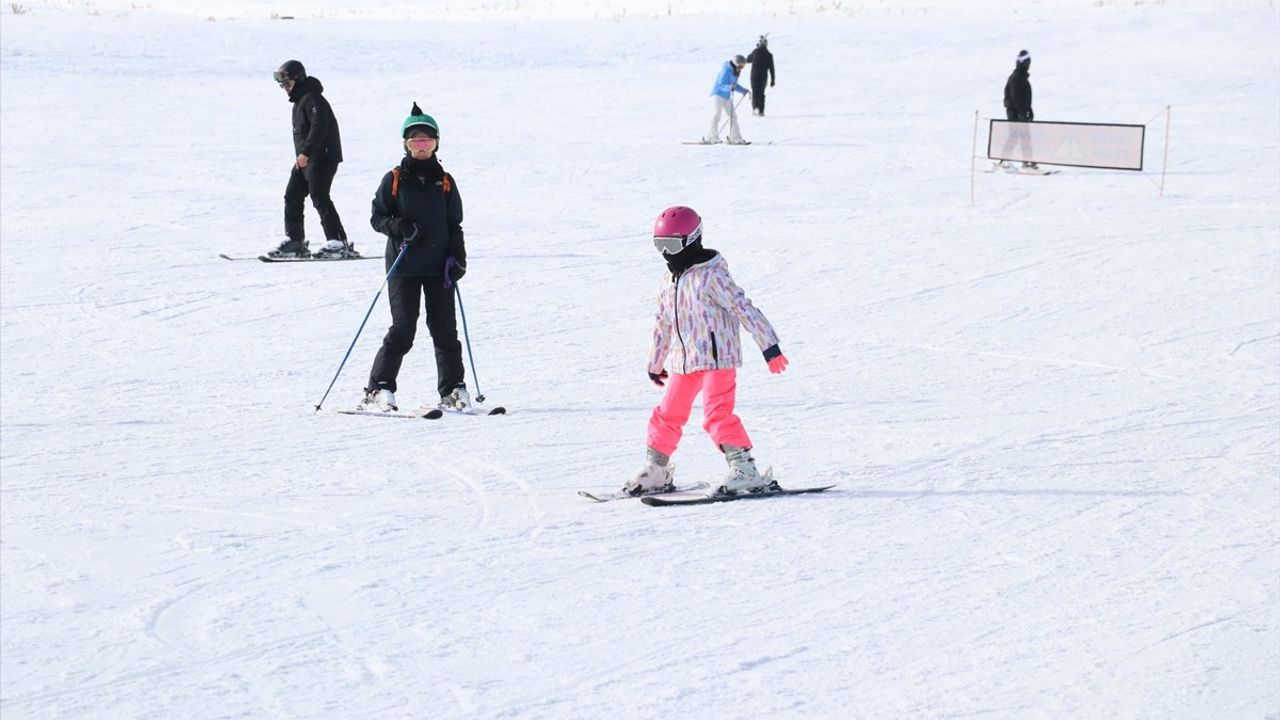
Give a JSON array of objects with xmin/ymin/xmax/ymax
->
[
  {"xmin": 284, "ymin": 159, "xmax": 347, "ymax": 243},
  {"xmin": 367, "ymin": 276, "xmax": 465, "ymax": 398},
  {"xmin": 750, "ymin": 79, "xmax": 767, "ymax": 114}
]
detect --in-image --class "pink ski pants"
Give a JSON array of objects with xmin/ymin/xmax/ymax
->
[{"xmin": 646, "ymin": 369, "xmax": 751, "ymax": 456}]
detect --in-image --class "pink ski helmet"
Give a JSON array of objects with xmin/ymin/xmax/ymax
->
[{"xmin": 652, "ymin": 206, "xmax": 703, "ymax": 255}]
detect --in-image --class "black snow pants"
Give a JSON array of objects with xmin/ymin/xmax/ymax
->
[
  {"xmin": 284, "ymin": 159, "xmax": 347, "ymax": 243},
  {"xmin": 367, "ymin": 276, "xmax": 465, "ymax": 398},
  {"xmin": 750, "ymin": 79, "xmax": 767, "ymax": 114}
]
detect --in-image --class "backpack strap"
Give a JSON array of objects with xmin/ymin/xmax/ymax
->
[{"xmin": 391, "ymin": 165, "xmax": 451, "ymax": 200}]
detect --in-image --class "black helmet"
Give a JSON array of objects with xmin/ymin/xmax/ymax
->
[
  {"xmin": 732, "ymin": 54, "xmax": 747, "ymax": 66},
  {"xmin": 274, "ymin": 59, "xmax": 306, "ymax": 85}
]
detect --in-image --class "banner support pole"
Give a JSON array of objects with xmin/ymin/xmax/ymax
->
[
  {"xmin": 1159, "ymin": 105, "xmax": 1171, "ymax": 198},
  {"xmin": 971, "ymin": 110, "xmax": 979, "ymax": 205}
]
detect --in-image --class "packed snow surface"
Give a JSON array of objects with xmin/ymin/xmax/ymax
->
[{"xmin": 2, "ymin": 1, "xmax": 1277, "ymax": 718}]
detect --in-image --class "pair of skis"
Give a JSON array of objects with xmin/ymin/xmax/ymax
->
[
  {"xmin": 682, "ymin": 140, "xmax": 770, "ymax": 146},
  {"xmin": 220, "ymin": 253, "xmax": 377, "ymax": 263},
  {"xmin": 336, "ymin": 404, "xmax": 506, "ymax": 420},
  {"xmin": 580, "ymin": 482, "xmax": 835, "ymax": 506},
  {"xmin": 983, "ymin": 163, "xmax": 1060, "ymax": 176}
]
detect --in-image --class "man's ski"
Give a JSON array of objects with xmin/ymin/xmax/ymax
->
[
  {"xmin": 219, "ymin": 253, "xmax": 377, "ymax": 262},
  {"xmin": 983, "ymin": 164, "xmax": 1059, "ymax": 175},
  {"xmin": 258, "ymin": 254, "xmax": 376, "ymax": 263},
  {"xmin": 682, "ymin": 140, "xmax": 768, "ymax": 146},
  {"xmin": 578, "ymin": 482, "xmax": 710, "ymax": 503},
  {"xmin": 641, "ymin": 484, "xmax": 836, "ymax": 506},
  {"xmin": 336, "ymin": 404, "xmax": 506, "ymax": 420}
]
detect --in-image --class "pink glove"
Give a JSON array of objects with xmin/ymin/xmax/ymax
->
[{"xmin": 768, "ymin": 354, "xmax": 789, "ymax": 374}]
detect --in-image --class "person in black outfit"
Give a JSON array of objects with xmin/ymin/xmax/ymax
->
[
  {"xmin": 999, "ymin": 49, "xmax": 1038, "ymax": 170},
  {"xmin": 361, "ymin": 103, "xmax": 469, "ymax": 413},
  {"xmin": 745, "ymin": 35, "xmax": 775, "ymax": 116},
  {"xmin": 270, "ymin": 59, "xmax": 350, "ymax": 259}
]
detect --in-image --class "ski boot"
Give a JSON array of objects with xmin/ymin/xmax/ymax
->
[
  {"xmin": 268, "ymin": 238, "xmax": 310, "ymax": 258},
  {"xmin": 716, "ymin": 445, "xmax": 779, "ymax": 495},
  {"xmin": 314, "ymin": 238, "xmax": 355, "ymax": 259},
  {"xmin": 360, "ymin": 388, "xmax": 397, "ymax": 412},
  {"xmin": 441, "ymin": 387, "xmax": 471, "ymax": 411},
  {"xmin": 622, "ymin": 447, "xmax": 676, "ymax": 497}
]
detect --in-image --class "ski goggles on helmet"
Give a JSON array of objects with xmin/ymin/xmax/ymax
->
[
  {"xmin": 273, "ymin": 70, "xmax": 292, "ymax": 85},
  {"xmin": 653, "ymin": 225, "xmax": 701, "ymax": 255}
]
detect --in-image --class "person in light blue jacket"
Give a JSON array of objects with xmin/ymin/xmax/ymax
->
[{"xmin": 704, "ymin": 55, "xmax": 750, "ymax": 144}]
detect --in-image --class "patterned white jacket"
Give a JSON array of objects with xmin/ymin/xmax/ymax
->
[{"xmin": 647, "ymin": 254, "xmax": 780, "ymax": 376}]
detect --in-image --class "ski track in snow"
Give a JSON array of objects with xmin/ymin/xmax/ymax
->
[{"xmin": 2, "ymin": 1, "xmax": 1279, "ymax": 718}]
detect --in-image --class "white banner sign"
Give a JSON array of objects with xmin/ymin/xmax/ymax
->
[{"xmin": 988, "ymin": 120, "xmax": 1145, "ymax": 171}]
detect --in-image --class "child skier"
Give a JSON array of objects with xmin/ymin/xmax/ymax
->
[
  {"xmin": 360, "ymin": 103, "xmax": 469, "ymax": 413},
  {"xmin": 624, "ymin": 206, "xmax": 789, "ymax": 497}
]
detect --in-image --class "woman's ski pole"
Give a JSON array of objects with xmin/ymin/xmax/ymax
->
[
  {"xmin": 451, "ymin": 278, "xmax": 486, "ymax": 404},
  {"xmin": 717, "ymin": 91, "xmax": 749, "ymax": 137},
  {"xmin": 313, "ymin": 242, "xmax": 409, "ymax": 413}
]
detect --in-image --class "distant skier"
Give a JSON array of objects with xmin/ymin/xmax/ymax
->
[
  {"xmin": 360, "ymin": 104, "xmax": 469, "ymax": 413},
  {"xmin": 997, "ymin": 49, "xmax": 1039, "ymax": 171},
  {"xmin": 623, "ymin": 206, "xmax": 790, "ymax": 498},
  {"xmin": 704, "ymin": 55, "xmax": 750, "ymax": 145},
  {"xmin": 745, "ymin": 35, "xmax": 775, "ymax": 116},
  {"xmin": 270, "ymin": 60, "xmax": 351, "ymax": 259}
]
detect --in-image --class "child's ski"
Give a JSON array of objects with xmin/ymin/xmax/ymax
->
[
  {"xmin": 641, "ymin": 485, "xmax": 836, "ymax": 506},
  {"xmin": 578, "ymin": 482, "xmax": 710, "ymax": 503}
]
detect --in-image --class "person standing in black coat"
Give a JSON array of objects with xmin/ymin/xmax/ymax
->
[
  {"xmin": 270, "ymin": 60, "xmax": 350, "ymax": 259},
  {"xmin": 1004, "ymin": 49, "xmax": 1033, "ymax": 122},
  {"xmin": 998, "ymin": 49, "xmax": 1039, "ymax": 170},
  {"xmin": 745, "ymin": 35, "xmax": 775, "ymax": 116},
  {"xmin": 360, "ymin": 103, "xmax": 469, "ymax": 413}
]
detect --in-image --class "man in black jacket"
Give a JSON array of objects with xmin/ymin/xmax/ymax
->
[
  {"xmin": 999, "ymin": 50, "xmax": 1038, "ymax": 170},
  {"xmin": 270, "ymin": 60, "xmax": 350, "ymax": 258},
  {"xmin": 745, "ymin": 35, "xmax": 775, "ymax": 116}
]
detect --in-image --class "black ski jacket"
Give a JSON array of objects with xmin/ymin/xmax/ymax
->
[
  {"xmin": 288, "ymin": 76, "xmax": 343, "ymax": 163},
  {"xmin": 1003, "ymin": 66, "xmax": 1033, "ymax": 120},
  {"xmin": 746, "ymin": 46, "xmax": 775, "ymax": 85},
  {"xmin": 370, "ymin": 157, "xmax": 465, "ymax": 278}
]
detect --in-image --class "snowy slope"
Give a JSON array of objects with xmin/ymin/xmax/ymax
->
[{"xmin": 2, "ymin": 1, "xmax": 1278, "ymax": 718}]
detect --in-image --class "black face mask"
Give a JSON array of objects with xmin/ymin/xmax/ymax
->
[{"xmin": 664, "ymin": 239, "xmax": 717, "ymax": 276}]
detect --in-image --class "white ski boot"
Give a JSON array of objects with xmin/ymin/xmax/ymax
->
[
  {"xmin": 441, "ymin": 387, "xmax": 471, "ymax": 411},
  {"xmin": 717, "ymin": 445, "xmax": 779, "ymax": 495},
  {"xmin": 622, "ymin": 448, "xmax": 676, "ymax": 496},
  {"xmin": 360, "ymin": 388, "xmax": 397, "ymax": 412},
  {"xmin": 314, "ymin": 238, "xmax": 355, "ymax": 259}
]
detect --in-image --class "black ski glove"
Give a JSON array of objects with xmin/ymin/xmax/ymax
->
[
  {"xmin": 649, "ymin": 370, "xmax": 669, "ymax": 387},
  {"xmin": 446, "ymin": 257, "xmax": 466, "ymax": 283},
  {"xmin": 395, "ymin": 217, "xmax": 419, "ymax": 242}
]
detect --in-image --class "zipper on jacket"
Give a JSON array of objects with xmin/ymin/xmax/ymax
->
[
  {"xmin": 673, "ymin": 271, "xmax": 688, "ymax": 374},
  {"xmin": 710, "ymin": 332, "xmax": 718, "ymax": 367}
]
